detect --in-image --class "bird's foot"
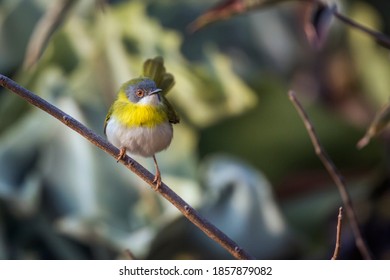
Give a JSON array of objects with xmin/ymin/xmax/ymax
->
[
  {"xmin": 116, "ymin": 147, "xmax": 126, "ymax": 162},
  {"xmin": 152, "ymin": 155, "xmax": 162, "ymax": 189},
  {"xmin": 152, "ymin": 173, "xmax": 161, "ymax": 190}
]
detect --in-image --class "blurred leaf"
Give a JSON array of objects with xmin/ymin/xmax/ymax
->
[
  {"xmin": 92, "ymin": 1, "xmax": 258, "ymax": 127},
  {"xmin": 0, "ymin": 111, "xmax": 52, "ymax": 208},
  {"xmin": 357, "ymin": 100, "xmax": 390, "ymax": 149},
  {"xmin": 304, "ymin": 2, "xmax": 336, "ymax": 49},
  {"xmin": 188, "ymin": 0, "xmax": 291, "ymax": 32},
  {"xmin": 171, "ymin": 49, "xmax": 258, "ymax": 127},
  {"xmin": 199, "ymin": 81, "xmax": 381, "ymax": 183},
  {"xmin": 0, "ymin": 0, "xmax": 42, "ymax": 73},
  {"xmin": 0, "ymin": 93, "xmax": 31, "ymax": 132},
  {"xmin": 148, "ymin": 155, "xmax": 297, "ymax": 259},
  {"xmin": 348, "ymin": 2, "xmax": 390, "ymax": 105}
]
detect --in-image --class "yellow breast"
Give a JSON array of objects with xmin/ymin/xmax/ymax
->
[{"xmin": 111, "ymin": 91, "xmax": 168, "ymax": 128}]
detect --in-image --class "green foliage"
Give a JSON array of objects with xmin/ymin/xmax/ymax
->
[{"xmin": 0, "ymin": 0, "xmax": 388, "ymax": 259}]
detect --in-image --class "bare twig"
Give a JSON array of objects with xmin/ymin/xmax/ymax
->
[
  {"xmin": 190, "ymin": 0, "xmax": 390, "ymax": 49},
  {"xmin": 333, "ymin": 10, "xmax": 390, "ymax": 49},
  {"xmin": 309, "ymin": 0, "xmax": 390, "ymax": 49},
  {"xmin": 357, "ymin": 101, "xmax": 390, "ymax": 149},
  {"xmin": 23, "ymin": 0, "xmax": 77, "ymax": 69},
  {"xmin": 288, "ymin": 90, "xmax": 372, "ymax": 260},
  {"xmin": 331, "ymin": 207, "xmax": 343, "ymax": 260},
  {"xmin": 0, "ymin": 74, "xmax": 255, "ymax": 260}
]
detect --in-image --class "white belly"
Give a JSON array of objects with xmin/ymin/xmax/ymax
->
[{"xmin": 105, "ymin": 117, "xmax": 173, "ymax": 157}]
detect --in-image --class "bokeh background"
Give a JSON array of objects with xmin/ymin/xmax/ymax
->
[{"xmin": 0, "ymin": 0, "xmax": 389, "ymax": 259}]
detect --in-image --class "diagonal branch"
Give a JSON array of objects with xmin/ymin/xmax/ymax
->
[
  {"xmin": 310, "ymin": 0, "xmax": 390, "ymax": 49},
  {"xmin": 23, "ymin": 0, "xmax": 77, "ymax": 69},
  {"xmin": 190, "ymin": 0, "xmax": 390, "ymax": 49},
  {"xmin": 331, "ymin": 206, "xmax": 343, "ymax": 260},
  {"xmin": 333, "ymin": 10, "xmax": 390, "ymax": 49},
  {"xmin": 0, "ymin": 74, "xmax": 255, "ymax": 260},
  {"xmin": 308, "ymin": 0, "xmax": 390, "ymax": 49},
  {"xmin": 288, "ymin": 90, "xmax": 372, "ymax": 260}
]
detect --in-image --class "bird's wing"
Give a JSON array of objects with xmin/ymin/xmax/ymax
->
[
  {"xmin": 103, "ymin": 104, "xmax": 114, "ymax": 135},
  {"xmin": 163, "ymin": 95, "xmax": 180, "ymax": 124}
]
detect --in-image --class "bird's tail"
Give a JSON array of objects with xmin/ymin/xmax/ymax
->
[
  {"xmin": 143, "ymin": 57, "xmax": 175, "ymax": 95},
  {"xmin": 143, "ymin": 57, "xmax": 180, "ymax": 124}
]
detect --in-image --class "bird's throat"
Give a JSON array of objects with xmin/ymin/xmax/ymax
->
[{"xmin": 112, "ymin": 93, "xmax": 167, "ymax": 128}]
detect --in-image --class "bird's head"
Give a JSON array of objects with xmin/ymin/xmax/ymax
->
[{"xmin": 122, "ymin": 77, "xmax": 162, "ymax": 106}]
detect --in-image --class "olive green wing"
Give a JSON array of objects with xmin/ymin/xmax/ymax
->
[
  {"xmin": 143, "ymin": 56, "xmax": 179, "ymax": 124},
  {"xmin": 103, "ymin": 104, "xmax": 114, "ymax": 135},
  {"xmin": 162, "ymin": 95, "xmax": 180, "ymax": 124}
]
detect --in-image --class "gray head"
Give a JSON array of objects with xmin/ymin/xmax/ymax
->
[{"xmin": 123, "ymin": 77, "xmax": 162, "ymax": 105}]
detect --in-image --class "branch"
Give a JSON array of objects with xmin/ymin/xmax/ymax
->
[
  {"xmin": 331, "ymin": 207, "xmax": 343, "ymax": 260},
  {"xmin": 299, "ymin": 0, "xmax": 390, "ymax": 49},
  {"xmin": 23, "ymin": 0, "xmax": 77, "ymax": 69},
  {"xmin": 0, "ymin": 74, "xmax": 255, "ymax": 260},
  {"xmin": 310, "ymin": 0, "xmax": 390, "ymax": 49},
  {"xmin": 189, "ymin": 0, "xmax": 390, "ymax": 49},
  {"xmin": 288, "ymin": 90, "xmax": 372, "ymax": 260},
  {"xmin": 333, "ymin": 11, "xmax": 390, "ymax": 48}
]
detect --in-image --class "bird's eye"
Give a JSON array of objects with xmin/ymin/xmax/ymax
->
[{"xmin": 136, "ymin": 89, "xmax": 144, "ymax": 97}]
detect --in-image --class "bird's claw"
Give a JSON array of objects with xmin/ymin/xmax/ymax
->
[
  {"xmin": 116, "ymin": 147, "xmax": 126, "ymax": 162},
  {"xmin": 152, "ymin": 155, "xmax": 162, "ymax": 189},
  {"xmin": 152, "ymin": 174, "xmax": 162, "ymax": 190}
]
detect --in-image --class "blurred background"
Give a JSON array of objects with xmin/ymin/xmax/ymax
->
[{"xmin": 0, "ymin": 0, "xmax": 389, "ymax": 259}]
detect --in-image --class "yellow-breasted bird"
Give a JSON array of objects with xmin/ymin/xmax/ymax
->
[{"xmin": 104, "ymin": 57, "xmax": 179, "ymax": 188}]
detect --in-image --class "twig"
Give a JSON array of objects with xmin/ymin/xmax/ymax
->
[
  {"xmin": 331, "ymin": 207, "xmax": 343, "ymax": 260},
  {"xmin": 0, "ymin": 74, "xmax": 255, "ymax": 260},
  {"xmin": 308, "ymin": 0, "xmax": 390, "ymax": 49},
  {"xmin": 288, "ymin": 90, "xmax": 372, "ymax": 260},
  {"xmin": 333, "ymin": 10, "xmax": 390, "ymax": 49},
  {"xmin": 190, "ymin": 0, "xmax": 390, "ymax": 49},
  {"xmin": 23, "ymin": 0, "xmax": 77, "ymax": 69}
]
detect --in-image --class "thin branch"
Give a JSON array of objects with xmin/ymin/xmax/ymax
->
[
  {"xmin": 333, "ymin": 10, "xmax": 390, "ymax": 49},
  {"xmin": 190, "ymin": 0, "xmax": 390, "ymax": 49},
  {"xmin": 0, "ymin": 74, "xmax": 255, "ymax": 260},
  {"xmin": 331, "ymin": 207, "xmax": 343, "ymax": 260},
  {"xmin": 23, "ymin": 0, "xmax": 77, "ymax": 69},
  {"xmin": 288, "ymin": 90, "xmax": 372, "ymax": 260},
  {"xmin": 309, "ymin": 0, "xmax": 390, "ymax": 49}
]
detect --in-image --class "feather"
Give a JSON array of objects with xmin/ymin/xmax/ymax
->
[
  {"xmin": 143, "ymin": 57, "xmax": 174, "ymax": 95},
  {"xmin": 143, "ymin": 57, "xmax": 179, "ymax": 124},
  {"xmin": 103, "ymin": 104, "xmax": 113, "ymax": 135}
]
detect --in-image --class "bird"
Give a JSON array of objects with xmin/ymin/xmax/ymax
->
[{"xmin": 104, "ymin": 57, "xmax": 179, "ymax": 188}]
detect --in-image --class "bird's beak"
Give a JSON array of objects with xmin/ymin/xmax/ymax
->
[
  {"xmin": 149, "ymin": 88, "xmax": 162, "ymax": 95},
  {"xmin": 149, "ymin": 88, "xmax": 162, "ymax": 101}
]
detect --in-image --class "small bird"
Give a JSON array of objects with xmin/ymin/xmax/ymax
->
[{"xmin": 104, "ymin": 57, "xmax": 179, "ymax": 188}]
